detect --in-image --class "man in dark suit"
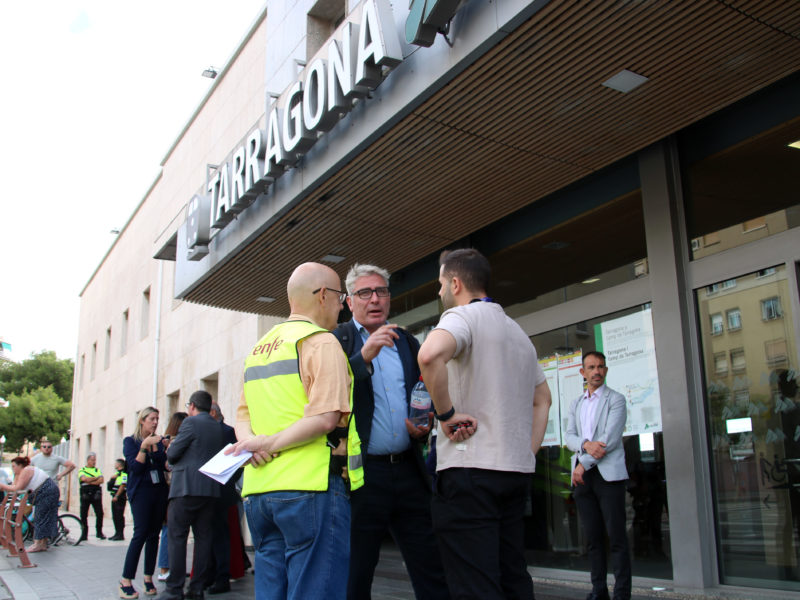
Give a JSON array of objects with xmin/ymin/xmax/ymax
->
[
  {"xmin": 565, "ymin": 351, "xmax": 631, "ymax": 600},
  {"xmin": 204, "ymin": 402, "xmax": 239, "ymax": 595},
  {"xmin": 334, "ymin": 263, "xmax": 448, "ymax": 600},
  {"xmin": 160, "ymin": 390, "xmax": 225, "ymax": 600}
]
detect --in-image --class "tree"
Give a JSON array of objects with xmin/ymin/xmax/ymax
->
[
  {"xmin": 0, "ymin": 350, "xmax": 74, "ymax": 403},
  {"xmin": 0, "ymin": 387, "xmax": 71, "ymax": 453}
]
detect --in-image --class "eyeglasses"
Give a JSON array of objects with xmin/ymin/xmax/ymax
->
[
  {"xmin": 312, "ymin": 287, "xmax": 347, "ymax": 304},
  {"xmin": 351, "ymin": 286, "xmax": 390, "ymax": 300}
]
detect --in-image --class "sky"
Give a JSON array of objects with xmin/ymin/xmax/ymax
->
[{"xmin": 0, "ymin": 1, "xmax": 266, "ymax": 363}]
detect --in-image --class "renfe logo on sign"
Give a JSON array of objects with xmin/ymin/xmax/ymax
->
[{"xmin": 186, "ymin": 0, "xmax": 402, "ymax": 259}]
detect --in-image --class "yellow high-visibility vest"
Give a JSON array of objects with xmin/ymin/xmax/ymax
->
[{"xmin": 241, "ymin": 320, "xmax": 363, "ymax": 496}]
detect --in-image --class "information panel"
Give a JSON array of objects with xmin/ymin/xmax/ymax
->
[{"xmin": 595, "ymin": 308, "xmax": 662, "ymax": 435}]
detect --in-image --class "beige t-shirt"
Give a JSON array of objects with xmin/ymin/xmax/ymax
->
[{"xmin": 435, "ymin": 302, "xmax": 545, "ymax": 473}]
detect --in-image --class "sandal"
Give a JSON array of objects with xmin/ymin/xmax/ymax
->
[
  {"xmin": 119, "ymin": 582, "xmax": 139, "ymax": 599},
  {"xmin": 143, "ymin": 581, "xmax": 157, "ymax": 596}
]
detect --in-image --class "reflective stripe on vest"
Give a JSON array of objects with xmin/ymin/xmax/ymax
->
[{"xmin": 242, "ymin": 320, "xmax": 363, "ymax": 496}]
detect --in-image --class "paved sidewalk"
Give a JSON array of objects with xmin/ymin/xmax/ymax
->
[{"xmin": 0, "ymin": 530, "xmax": 786, "ymax": 600}]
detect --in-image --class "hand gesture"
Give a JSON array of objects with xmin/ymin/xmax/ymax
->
[{"xmin": 361, "ymin": 324, "xmax": 399, "ymax": 363}]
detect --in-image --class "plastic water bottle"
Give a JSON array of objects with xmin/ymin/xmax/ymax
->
[{"xmin": 409, "ymin": 377, "xmax": 431, "ymax": 427}]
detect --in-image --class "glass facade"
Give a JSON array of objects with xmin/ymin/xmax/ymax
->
[
  {"xmin": 524, "ymin": 306, "xmax": 671, "ymax": 580},
  {"xmin": 696, "ymin": 265, "xmax": 800, "ymax": 589}
]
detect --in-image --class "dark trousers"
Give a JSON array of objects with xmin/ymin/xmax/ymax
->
[
  {"xmin": 205, "ymin": 498, "xmax": 232, "ymax": 587},
  {"xmin": 122, "ymin": 486, "xmax": 168, "ymax": 579},
  {"xmin": 348, "ymin": 457, "xmax": 449, "ymax": 600},
  {"xmin": 166, "ymin": 496, "xmax": 216, "ymax": 597},
  {"xmin": 573, "ymin": 468, "xmax": 631, "ymax": 600},
  {"xmin": 80, "ymin": 487, "xmax": 104, "ymax": 536},
  {"xmin": 431, "ymin": 468, "xmax": 533, "ymax": 600},
  {"xmin": 112, "ymin": 496, "xmax": 127, "ymax": 538}
]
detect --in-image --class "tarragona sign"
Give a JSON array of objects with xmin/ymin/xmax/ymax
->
[{"xmin": 185, "ymin": 0, "xmax": 463, "ymax": 259}]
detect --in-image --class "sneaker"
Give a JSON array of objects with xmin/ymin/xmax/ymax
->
[
  {"xmin": 157, "ymin": 571, "xmax": 169, "ymax": 582},
  {"xmin": 119, "ymin": 583, "xmax": 139, "ymax": 599}
]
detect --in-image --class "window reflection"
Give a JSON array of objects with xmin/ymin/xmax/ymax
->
[{"xmin": 696, "ymin": 264, "xmax": 800, "ymax": 589}]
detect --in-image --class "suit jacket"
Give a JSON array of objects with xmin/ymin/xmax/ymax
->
[
  {"xmin": 565, "ymin": 385, "xmax": 629, "ymax": 482},
  {"xmin": 167, "ymin": 411, "xmax": 226, "ymax": 499},
  {"xmin": 333, "ymin": 320, "xmax": 430, "ymax": 487}
]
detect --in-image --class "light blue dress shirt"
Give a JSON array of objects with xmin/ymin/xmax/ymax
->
[{"xmin": 354, "ymin": 318, "xmax": 411, "ymax": 455}]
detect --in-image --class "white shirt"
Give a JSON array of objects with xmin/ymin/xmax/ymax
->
[{"xmin": 580, "ymin": 385, "xmax": 606, "ymax": 444}]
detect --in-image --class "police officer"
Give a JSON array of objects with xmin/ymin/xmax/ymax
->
[
  {"xmin": 108, "ymin": 458, "xmax": 127, "ymax": 540},
  {"xmin": 78, "ymin": 452, "xmax": 105, "ymax": 541}
]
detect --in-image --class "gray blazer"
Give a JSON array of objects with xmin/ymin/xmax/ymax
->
[
  {"xmin": 166, "ymin": 412, "xmax": 226, "ymax": 499},
  {"xmin": 565, "ymin": 385, "xmax": 629, "ymax": 482}
]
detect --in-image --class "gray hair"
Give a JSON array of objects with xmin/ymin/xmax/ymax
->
[
  {"xmin": 345, "ymin": 263, "xmax": 390, "ymax": 294},
  {"xmin": 87, "ymin": 452, "xmax": 97, "ymax": 459}
]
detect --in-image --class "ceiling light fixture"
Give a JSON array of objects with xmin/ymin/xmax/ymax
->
[
  {"xmin": 602, "ymin": 69, "xmax": 648, "ymax": 93},
  {"xmin": 321, "ymin": 254, "xmax": 345, "ymax": 264},
  {"xmin": 202, "ymin": 66, "xmax": 219, "ymax": 79},
  {"xmin": 256, "ymin": 296, "xmax": 275, "ymax": 303},
  {"xmin": 788, "ymin": 139, "xmax": 800, "ymax": 150},
  {"xmin": 582, "ymin": 278, "xmax": 600, "ymax": 284}
]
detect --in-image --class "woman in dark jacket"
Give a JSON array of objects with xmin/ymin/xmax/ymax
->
[{"xmin": 118, "ymin": 407, "xmax": 168, "ymax": 599}]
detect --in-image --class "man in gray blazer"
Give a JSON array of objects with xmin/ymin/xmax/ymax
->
[
  {"xmin": 161, "ymin": 391, "xmax": 225, "ymax": 600},
  {"xmin": 565, "ymin": 351, "xmax": 631, "ymax": 600}
]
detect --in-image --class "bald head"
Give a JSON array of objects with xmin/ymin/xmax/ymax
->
[{"xmin": 287, "ymin": 262, "xmax": 343, "ymax": 329}]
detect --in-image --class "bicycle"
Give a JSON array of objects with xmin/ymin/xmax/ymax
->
[{"xmin": 16, "ymin": 506, "xmax": 83, "ymax": 546}]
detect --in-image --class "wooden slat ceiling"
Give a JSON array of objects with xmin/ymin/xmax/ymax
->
[{"xmin": 183, "ymin": 0, "xmax": 800, "ymax": 316}]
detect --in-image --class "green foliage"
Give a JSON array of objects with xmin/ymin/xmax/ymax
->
[
  {"xmin": 0, "ymin": 351, "xmax": 74, "ymax": 452},
  {"xmin": 0, "ymin": 350, "xmax": 74, "ymax": 403},
  {"xmin": 0, "ymin": 387, "xmax": 71, "ymax": 453}
]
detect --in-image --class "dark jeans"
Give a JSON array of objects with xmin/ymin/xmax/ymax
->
[
  {"xmin": 80, "ymin": 487, "xmax": 104, "ymax": 536},
  {"xmin": 431, "ymin": 468, "xmax": 533, "ymax": 600},
  {"xmin": 573, "ymin": 468, "xmax": 631, "ymax": 600},
  {"xmin": 348, "ymin": 457, "xmax": 448, "ymax": 600},
  {"xmin": 122, "ymin": 486, "xmax": 169, "ymax": 580},
  {"xmin": 165, "ymin": 496, "xmax": 216, "ymax": 597},
  {"xmin": 112, "ymin": 496, "xmax": 127, "ymax": 537}
]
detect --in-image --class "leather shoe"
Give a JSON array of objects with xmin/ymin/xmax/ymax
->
[
  {"xmin": 586, "ymin": 592, "xmax": 610, "ymax": 600},
  {"xmin": 97, "ymin": 532, "xmax": 107, "ymax": 540},
  {"xmin": 184, "ymin": 591, "xmax": 204, "ymax": 600},
  {"xmin": 208, "ymin": 582, "xmax": 230, "ymax": 595}
]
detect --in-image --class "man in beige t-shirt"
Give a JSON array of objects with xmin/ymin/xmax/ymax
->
[{"xmin": 419, "ymin": 248, "xmax": 552, "ymax": 600}]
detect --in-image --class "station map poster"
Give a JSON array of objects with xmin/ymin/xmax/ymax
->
[{"xmin": 594, "ymin": 308, "xmax": 663, "ymax": 436}]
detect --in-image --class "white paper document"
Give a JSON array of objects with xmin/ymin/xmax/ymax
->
[{"xmin": 199, "ymin": 443, "xmax": 252, "ymax": 484}]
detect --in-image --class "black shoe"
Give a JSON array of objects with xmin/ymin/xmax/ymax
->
[
  {"xmin": 109, "ymin": 534, "xmax": 124, "ymax": 541},
  {"xmin": 586, "ymin": 591, "xmax": 610, "ymax": 600},
  {"xmin": 185, "ymin": 590, "xmax": 205, "ymax": 600},
  {"xmin": 208, "ymin": 582, "xmax": 230, "ymax": 595},
  {"xmin": 78, "ymin": 534, "xmax": 88, "ymax": 542},
  {"xmin": 97, "ymin": 532, "xmax": 107, "ymax": 540}
]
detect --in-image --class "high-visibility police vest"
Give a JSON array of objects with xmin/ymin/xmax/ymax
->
[
  {"xmin": 241, "ymin": 320, "xmax": 364, "ymax": 497},
  {"xmin": 109, "ymin": 471, "xmax": 127, "ymax": 497},
  {"xmin": 79, "ymin": 466, "xmax": 102, "ymax": 490}
]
